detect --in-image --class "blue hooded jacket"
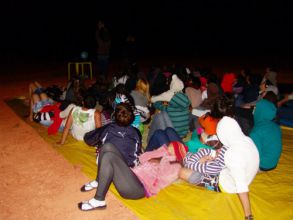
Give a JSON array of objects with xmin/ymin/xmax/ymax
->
[
  {"xmin": 84, "ymin": 123, "xmax": 142, "ymax": 167},
  {"xmin": 249, "ymin": 99, "xmax": 282, "ymax": 170}
]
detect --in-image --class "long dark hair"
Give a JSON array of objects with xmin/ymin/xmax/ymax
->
[{"xmin": 210, "ymin": 95, "xmax": 234, "ymax": 119}]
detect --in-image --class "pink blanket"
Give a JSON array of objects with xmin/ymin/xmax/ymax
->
[{"xmin": 132, "ymin": 146, "xmax": 181, "ymax": 197}]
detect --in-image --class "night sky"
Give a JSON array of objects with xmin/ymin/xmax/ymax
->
[{"xmin": 1, "ymin": 0, "xmax": 293, "ymax": 62}]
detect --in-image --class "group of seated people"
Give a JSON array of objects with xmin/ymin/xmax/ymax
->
[{"xmin": 28, "ymin": 64, "xmax": 292, "ymax": 219}]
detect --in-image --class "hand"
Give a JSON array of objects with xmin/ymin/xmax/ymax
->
[
  {"xmin": 245, "ymin": 215, "xmax": 254, "ymax": 220},
  {"xmin": 28, "ymin": 114, "xmax": 33, "ymax": 122},
  {"xmin": 162, "ymin": 101, "xmax": 169, "ymax": 106},
  {"xmin": 199, "ymin": 155, "xmax": 214, "ymax": 163},
  {"xmin": 56, "ymin": 140, "xmax": 63, "ymax": 145},
  {"xmin": 148, "ymin": 158, "xmax": 161, "ymax": 164}
]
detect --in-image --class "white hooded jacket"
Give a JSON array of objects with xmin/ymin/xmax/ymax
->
[
  {"xmin": 151, "ymin": 74, "xmax": 184, "ymax": 103},
  {"xmin": 217, "ymin": 116, "xmax": 259, "ymax": 193}
]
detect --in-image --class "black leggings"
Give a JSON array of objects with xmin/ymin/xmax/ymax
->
[{"xmin": 94, "ymin": 143, "xmax": 145, "ymax": 200}]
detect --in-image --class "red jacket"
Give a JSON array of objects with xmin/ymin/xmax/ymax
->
[{"xmin": 40, "ymin": 103, "xmax": 62, "ymax": 135}]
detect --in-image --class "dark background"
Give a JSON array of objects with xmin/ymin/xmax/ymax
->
[{"xmin": 1, "ymin": 0, "xmax": 293, "ymax": 64}]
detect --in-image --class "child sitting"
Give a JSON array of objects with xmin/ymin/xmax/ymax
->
[{"xmin": 181, "ymin": 141, "xmax": 227, "ymax": 190}]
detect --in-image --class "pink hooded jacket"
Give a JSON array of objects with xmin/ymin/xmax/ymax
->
[{"xmin": 132, "ymin": 146, "xmax": 181, "ymax": 197}]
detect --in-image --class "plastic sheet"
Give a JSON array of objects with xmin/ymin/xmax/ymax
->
[
  {"xmin": 6, "ymin": 99, "xmax": 293, "ymax": 219},
  {"xmin": 39, "ymin": 126, "xmax": 293, "ymax": 220}
]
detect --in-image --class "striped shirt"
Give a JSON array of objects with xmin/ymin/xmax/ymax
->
[
  {"xmin": 153, "ymin": 92, "xmax": 190, "ymax": 138},
  {"xmin": 183, "ymin": 146, "xmax": 228, "ymax": 175}
]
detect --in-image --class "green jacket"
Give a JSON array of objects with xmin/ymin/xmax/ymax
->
[{"xmin": 250, "ymin": 99, "xmax": 282, "ymax": 170}]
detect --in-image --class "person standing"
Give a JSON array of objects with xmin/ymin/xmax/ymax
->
[{"xmin": 96, "ymin": 20, "xmax": 111, "ymax": 79}]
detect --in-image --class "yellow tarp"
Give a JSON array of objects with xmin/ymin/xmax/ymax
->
[
  {"xmin": 31, "ymin": 124, "xmax": 293, "ymax": 220},
  {"xmin": 5, "ymin": 98, "xmax": 293, "ymax": 219}
]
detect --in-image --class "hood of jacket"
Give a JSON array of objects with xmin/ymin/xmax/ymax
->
[
  {"xmin": 253, "ymin": 99, "xmax": 277, "ymax": 125},
  {"xmin": 216, "ymin": 116, "xmax": 245, "ymax": 147},
  {"xmin": 170, "ymin": 74, "xmax": 184, "ymax": 93}
]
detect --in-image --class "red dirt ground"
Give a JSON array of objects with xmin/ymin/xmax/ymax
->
[{"xmin": 0, "ymin": 66, "xmax": 138, "ymax": 220}]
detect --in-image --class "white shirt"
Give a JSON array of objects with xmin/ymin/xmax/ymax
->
[{"xmin": 71, "ymin": 107, "xmax": 96, "ymax": 141}]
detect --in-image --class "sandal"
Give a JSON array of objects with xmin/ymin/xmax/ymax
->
[
  {"xmin": 80, "ymin": 180, "xmax": 98, "ymax": 192},
  {"xmin": 78, "ymin": 199, "xmax": 106, "ymax": 211}
]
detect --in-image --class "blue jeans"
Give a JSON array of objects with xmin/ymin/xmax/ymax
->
[
  {"xmin": 147, "ymin": 111, "xmax": 173, "ymax": 143},
  {"xmin": 189, "ymin": 113, "xmax": 200, "ymax": 132},
  {"xmin": 146, "ymin": 127, "xmax": 182, "ymax": 152}
]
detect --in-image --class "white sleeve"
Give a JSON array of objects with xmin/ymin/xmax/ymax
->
[
  {"xmin": 225, "ymin": 150, "xmax": 249, "ymax": 193},
  {"xmin": 151, "ymin": 91, "xmax": 173, "ymax": 103},
  {"xmin": 201, "ymin": 90, "xmax": 207, "ymax": 100},
  {"xmin": 59, "ymin": 104, "xmax": 76, "ymax": 118}
]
